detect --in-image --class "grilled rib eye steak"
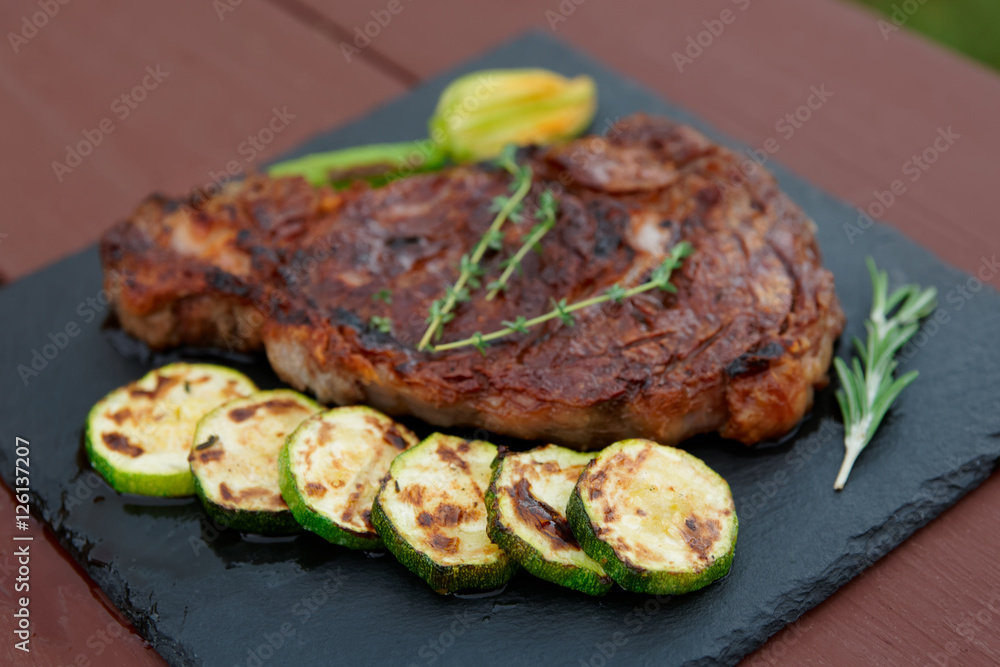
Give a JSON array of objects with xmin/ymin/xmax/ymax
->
[{"xmin": 101, "ymin": 114, "xmax": 844, "ymax": 449}]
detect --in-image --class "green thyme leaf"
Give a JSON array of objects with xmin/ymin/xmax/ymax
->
[
  {"xmin": 605, "ymin": 284, "xmax": 627, "ymax": 304},
  {"xmin": 369, "ymin": 315, "xmax": 393, "ymax": 334},
  {"xmin": 502, "ymin": 316, "xmax": 530, "ymax": 334},
  {"xmin": 471, "ymin": 332, "xmax": 488, "ymax": 356},
  {"xmin": 553, "ymin": 298, "xmax": 576, "ymax": 327}
]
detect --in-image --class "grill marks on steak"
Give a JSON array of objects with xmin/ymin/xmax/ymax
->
[
  {"xmin": 101, "ymin": 114, "xmax": 844, "ymax": 449},
  {"xmin": 292, "ymin": 171, "xmax": 647, "ymax": 356},
  {"xmin": 101, "ymin": 177, "xmax": 344, "ymax": 350}
]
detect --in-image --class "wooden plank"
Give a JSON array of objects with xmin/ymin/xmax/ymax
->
[
  {"xmin": 0, "ymin": 0, "xmax": 403, "ymax": 662},
  {"xmin": 0, "ymin": 488, "xmax": 165, "ymax": 665},
  {"xmin": 272, "ymin": 0, "xmax": 1000, "ymax": 664},
  {"xmin": 743, "ymin": 475, "xmax": 1000, "ymax": 666},
  {"xmin": 0, "ymin": 0, "xmax": 406, "ymax": 280}
]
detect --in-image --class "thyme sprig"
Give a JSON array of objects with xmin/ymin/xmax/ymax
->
[
  {"xmin": 486, "ymin": 190, "xmax": 559, "ymax": 300},
  {"xmin": 417, "ymin": 145, "xmax": 532, "ymax": 350},
  {"xmin": 432, "ymin": 241, "xmax": 693, "ymax": 354},
  {"xmin": 833, "ymin": 258, "xmax": 937, "ymax": 490}
]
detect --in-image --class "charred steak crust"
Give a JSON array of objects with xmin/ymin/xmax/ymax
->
[
  {"xmin": 102, "ymin": 114, "xmax": 844, "ymax": 449},
  {"xmin": 100, "ymin": 177, "xmax": 343, "ymax": 351}
]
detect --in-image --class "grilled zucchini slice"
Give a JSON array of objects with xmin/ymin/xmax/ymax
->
[
  {"xmin": 372, "ymin": 434, "xmax": 518, "ymax": 594},
  {"xmin": 190, "ymin": 390, "xmax": 321, "ymax": 534},
  {"xmin": 279, "ymin": 406, "xmax": 419, "ymax": 549},
  {"xmin": 567, "ymin": 439, "xmax": 738, "ymax": 595},
  {"xmin": 85, "ymin": 363, "xmax": 256, "ymax": 497},
  {"xmin": 486, "ymin": 445, "xmax": 613, "ymax": 596}
]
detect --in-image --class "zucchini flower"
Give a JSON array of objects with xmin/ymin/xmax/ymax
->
[{"xmin": 430, "ymin": 68, "xmax": 597, "ymax": 163}]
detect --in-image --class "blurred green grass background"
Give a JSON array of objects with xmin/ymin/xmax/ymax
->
[
  {"xmin": 851, "ymin": 0, "xmax": 1000, "ymax": 71},
  {"xmin": 854, "ymin": 0, "xmax": 1000, "ymax": 70}
]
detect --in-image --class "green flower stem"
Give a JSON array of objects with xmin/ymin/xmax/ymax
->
[{"xmin": 268, "ymin": 141, "xmax": 445, "ymax": 187}]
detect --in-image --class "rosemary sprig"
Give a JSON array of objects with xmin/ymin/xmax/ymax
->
[
  {"xmin": 417, "ymin": 145, "xmax": 532, "ymax": 350},
  {"xmin": 833, "ymin": 258, "xmax": 937, "ymax": 490},
  {"xmin": 486, "ymin": 190, "xmax": 558, "ymax": 300},
  {"xmin": 433, "ymin": 241, "xmax": 693, "ymax": 353}
]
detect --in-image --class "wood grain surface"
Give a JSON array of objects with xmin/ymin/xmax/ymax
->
[
  {"xmin": 0, "ymin": 0, "xmax": 405, "ymax": 280},
  {"xmin": 1, "ymin": 0, "xmax": 998, "ymax": 664}
]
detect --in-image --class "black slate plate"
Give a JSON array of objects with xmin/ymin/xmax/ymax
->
[{"xmin": 2, "ymin": 32, "xmax": 999, "ymax": 667}]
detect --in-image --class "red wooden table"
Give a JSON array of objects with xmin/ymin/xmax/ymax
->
[{"xmin": 2, "ymin": 0, "xmax": 998, "ymax": 664}]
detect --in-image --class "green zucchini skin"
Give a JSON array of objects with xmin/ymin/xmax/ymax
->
[
  {"xmin": 567, "ymin": 439, "xmax": 738, "ymax": 596},
  {"xmin": 85, "ymin": 426, "xmax": 190, "ymax": 497},
  {"xmin": 85, "ymin": 363, "xmax": 257, "ymax": 497},
  {"xmin": 192, "ymin": 473, "xmax": 302, "ymax": 536},
  {"xmin": 566, "ymin": 491, "xmax": 736, "ymax": 595},
  {"xmin": 485, "ymin": 446, "xmax": 612, "ymax": 596},
  {"xmin": 279, "ymin": 406, "xmax": 418, "ymax": 549},
  {"xmin": 371, "ymin": 501, "xmax": 519, "ymax": 594},
  {"xmin": 372, "ymin": 434, "xmax": 518, "ymax": 594},
  {"xmin": 190, "ymin": 389, "xmax": 322, "ymax": 535},
  {"xmin": 278, "ymin": 441, "xmax": 376, "ymax": 548}
]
